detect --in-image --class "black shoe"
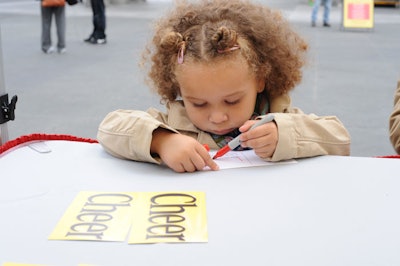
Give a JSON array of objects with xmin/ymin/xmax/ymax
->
[
  {"xmin": 85, "ymin": 36, "xmax": 107, "ymax": 45},
  {"xmin": 84, "ymin": 36, "xmax": 94, "ymax": 42},
  {"xmin": 323, "ymin": 22, "xmax": 331, "ymax": 27}
]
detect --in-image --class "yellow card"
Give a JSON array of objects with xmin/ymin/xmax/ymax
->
[
  {"xmin": 3, "ymin": 262, "xmax": 94, "ymax": 266},
  {"xmin": 49, "ymin": 191, "xmax": 136, "ymax": 241},
  {"xmin": 2, "ymin": 264, "xmax": 96, "ymax": 266},
  {"xmin": 2, "ymin": 262, "xmax": 45, "ymax": 266},
  {"xmin": 128, "ymin": 191, "xmax": 208, "ymax": 244}
]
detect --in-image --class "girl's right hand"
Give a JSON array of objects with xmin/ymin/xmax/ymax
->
[{"xmin": 151, "ymin": 129, "xmax": 219, "ymax": 173}]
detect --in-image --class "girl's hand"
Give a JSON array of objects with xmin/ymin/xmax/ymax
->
[
  {"xmin": 151, "ymin": 129, "xmax": 219, "ymax": 173},
  {"xmin": 238, "ymin": 120, "xmax": 278, "ymax": 159}
]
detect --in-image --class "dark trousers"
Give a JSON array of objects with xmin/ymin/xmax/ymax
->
[
  {"xmin": 90, "ymin": 0, "xmax": 106, "ymax": 39},
  {"xmin": 41, "ymin": 6, "xmax": 66, "ymax": 50}
]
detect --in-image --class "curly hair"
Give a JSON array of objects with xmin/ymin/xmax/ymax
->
[{"xmin": 141, "ymin": 0, "xmax": 308, "ymax": 104}]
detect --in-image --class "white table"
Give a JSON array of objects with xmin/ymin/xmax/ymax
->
[{"xmin": 1, "ymin": 140, "xmax": 400, "ymax": 266}]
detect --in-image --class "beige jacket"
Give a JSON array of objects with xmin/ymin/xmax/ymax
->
[
  {"xmin": 97, "ymin": 94, "xmax": 351, "ymax": 164},
  {"xmin": 389, "ymin": 80, "xmax": 400, "ymax": 154}
]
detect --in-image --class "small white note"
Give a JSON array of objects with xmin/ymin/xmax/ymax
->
[{"xmin": 209, "ymin": 149, "xmax": 296, "ymax": 170}]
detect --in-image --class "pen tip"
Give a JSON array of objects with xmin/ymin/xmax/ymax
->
[{"xmin": 212, "ymin": 145, "xmax": 230, "ymax": 160}]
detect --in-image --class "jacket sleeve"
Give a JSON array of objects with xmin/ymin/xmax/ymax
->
[
  {"xmin": 97, "ymin": 109, "xmax": 178, "ymax": 164},
  {"xmin": 270, "ymin": 109, "xmax": 351, "ymax": 161},
  {"xmin": 389, "ymin": 80, "xmax": 400, "ymax": 154}
]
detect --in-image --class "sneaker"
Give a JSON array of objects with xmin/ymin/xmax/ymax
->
[
  {"xmin": 58, "ymin": 48, "xmax": 67, "ymax": 54},
  {"xmin": 85, "ymin": 35, "xmax": 107, "ymax": 45},
  {"xmin": 323, "ymin": 22, "xmax": 331, "ymax": 27},
  {"xmin": 94, "ymin": 38, "xmax": 106, "ymax": 44},
  {"xmin": 42, "ymin": 46, "xmax": 55, "ymax": 54}
]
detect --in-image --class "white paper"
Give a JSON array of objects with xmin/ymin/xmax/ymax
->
[{"xmin": 209, "ymin": 149, "xmax": 296, "ymax": 170}]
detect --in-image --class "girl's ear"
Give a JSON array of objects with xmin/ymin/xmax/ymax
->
[{"xmin": 257, "ymin": 79, "xmax": 265, "ymax": 93}]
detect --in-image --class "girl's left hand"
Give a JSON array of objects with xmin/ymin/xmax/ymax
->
[{"xmin": 238, "ymin": 120, "xmax": 278, "ymax": 159}]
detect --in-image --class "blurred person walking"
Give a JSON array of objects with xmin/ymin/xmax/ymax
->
[
  {"xmin": 389, "ymin": 80, "xmax": 400, "ymax": 154},
  {"xmin": 41, "ymin": 0, "xmax": 66, "ymax": 53},
  {"xmin": 311, "ymin": 0, "xmax": 332, "ymax": 27},
  {"xmin": 84, "ymin": 0, "xmax": 107, "ymax": 44}
]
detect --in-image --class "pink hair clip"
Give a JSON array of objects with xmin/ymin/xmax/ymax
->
[
  {"xmin": 217, "ymin": 44, "xmax": 240, "ymax": 54},
  {"xmin": 177, "ymin": 43, "xmax": 185, "ymax": 64}
]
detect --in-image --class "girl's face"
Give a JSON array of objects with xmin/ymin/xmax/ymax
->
[{"xmin": 175, "ymin": 56, "xmax": 264, "ymax": 135}]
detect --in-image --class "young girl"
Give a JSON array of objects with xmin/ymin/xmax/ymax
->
[{"xmin": 97, "ymin": 0, "xmax": 350, "ymax": 172}]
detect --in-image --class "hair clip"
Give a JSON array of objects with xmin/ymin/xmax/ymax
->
[
  {"xmin": 177, "ymin": 43, "xmax": 185, "ymax": 64},
  {"xmin": 217, "ymin": 44, "xmax": 240, "ymax": 54}
]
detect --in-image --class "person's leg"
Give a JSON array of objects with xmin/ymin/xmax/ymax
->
[
  {"xmin": 92, "ymin": 0, "xmax": 106, "ymax": 39},
  {"xmin": 323, "ymin": 0, "xmax": 332, "ymax": 26},
  {"xmin": 54, "ymin": 6, "xmax": 66, "ymax": 52},
  {"xmin": 311, "ymin": 0, "xmax": 321, "ymax": 26},
  {"xmin": 84, "ymin": 0, "xmax": 96, "ymax": 41},
  {"xmin": 41, "ymin": 6, "xmax": 53, "ymax": 52},
  {"xmin": 85, "ymin": 0, "xmax": 106, "ymax": 43}
]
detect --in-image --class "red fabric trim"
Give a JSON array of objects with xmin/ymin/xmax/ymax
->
[
  {"xmin": 0, "ymin": 133, "xmax": 98, "ymax": 155},
  {"xmin": 375, "ymin": 155, "xmax": 400, "ymax": 159}
]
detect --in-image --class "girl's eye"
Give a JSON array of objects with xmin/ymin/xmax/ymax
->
[
  {"xmin": 225, "ymin": 99, "xmax": 240, "ymax": 105},
  {"xmin": 192, "ymin": 102, "xmax": 207, "ymax": 108}
]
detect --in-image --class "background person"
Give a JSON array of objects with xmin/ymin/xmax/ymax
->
[
  {"xmin": 311, "ymin": 0, "xmax": 332, "ymax": 27},
  {"xmin": 41, "ymin": 0, "xmax": 66, "ymax": 53},
  {"xmin": 84, "ymin": 0, "xmax": 107, "ymax": 44}
]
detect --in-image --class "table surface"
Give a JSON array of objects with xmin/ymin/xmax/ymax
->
[{"xmin": 1, "ymin": 140, "xmax": 400, "ymax": 266}]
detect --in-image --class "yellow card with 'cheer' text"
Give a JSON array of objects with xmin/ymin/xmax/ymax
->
[
  {"xmin": 128, "ymin": 192, "xmax": 208, "ymax": 244},
  {"xmin": 49, "ymin": 191, "xmax": 136, "ymax": 242},
  {"xmin": 3, "ymin": 264, "xmax": 96, "ymax": 266},
  {"xmin": 2, "ymin": 262, "xmax": 45, "ymax": 266}
]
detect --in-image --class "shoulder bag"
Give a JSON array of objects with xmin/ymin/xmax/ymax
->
[{"xmin": 42, "ymin": 0, "xmax": 65, "ymax": 7}]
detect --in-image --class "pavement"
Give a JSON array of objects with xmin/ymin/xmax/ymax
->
[{"xmin": 0, "ymin": 0, "xmax": 399, "ymax": 157}]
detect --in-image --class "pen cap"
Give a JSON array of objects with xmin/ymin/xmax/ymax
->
[{"xmin": 228, "ymin": 135, "xmax": 241, "ymax": 150}]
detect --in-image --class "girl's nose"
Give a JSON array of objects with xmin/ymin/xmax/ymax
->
[{"xmin": 209, "ymin": 111, "xmax": 228, "ymax": 124}]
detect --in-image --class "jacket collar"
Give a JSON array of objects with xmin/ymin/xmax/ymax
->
[{"xmin": 270, "ymin": 93, "xmax": 291, "ymax": 113}]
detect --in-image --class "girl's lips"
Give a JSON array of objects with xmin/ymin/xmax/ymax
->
[{"xmin": 213, "ymin": 128, "xmax": 234, "ymax": 135}]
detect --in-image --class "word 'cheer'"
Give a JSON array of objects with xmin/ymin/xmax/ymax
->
[
  {"xmin": 146, "ymin": 193, "xmax": 198, "ymax": 241},
  {"xmin": 65, "ymin": 193, "xmax": 133, "ymax": 240}
]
